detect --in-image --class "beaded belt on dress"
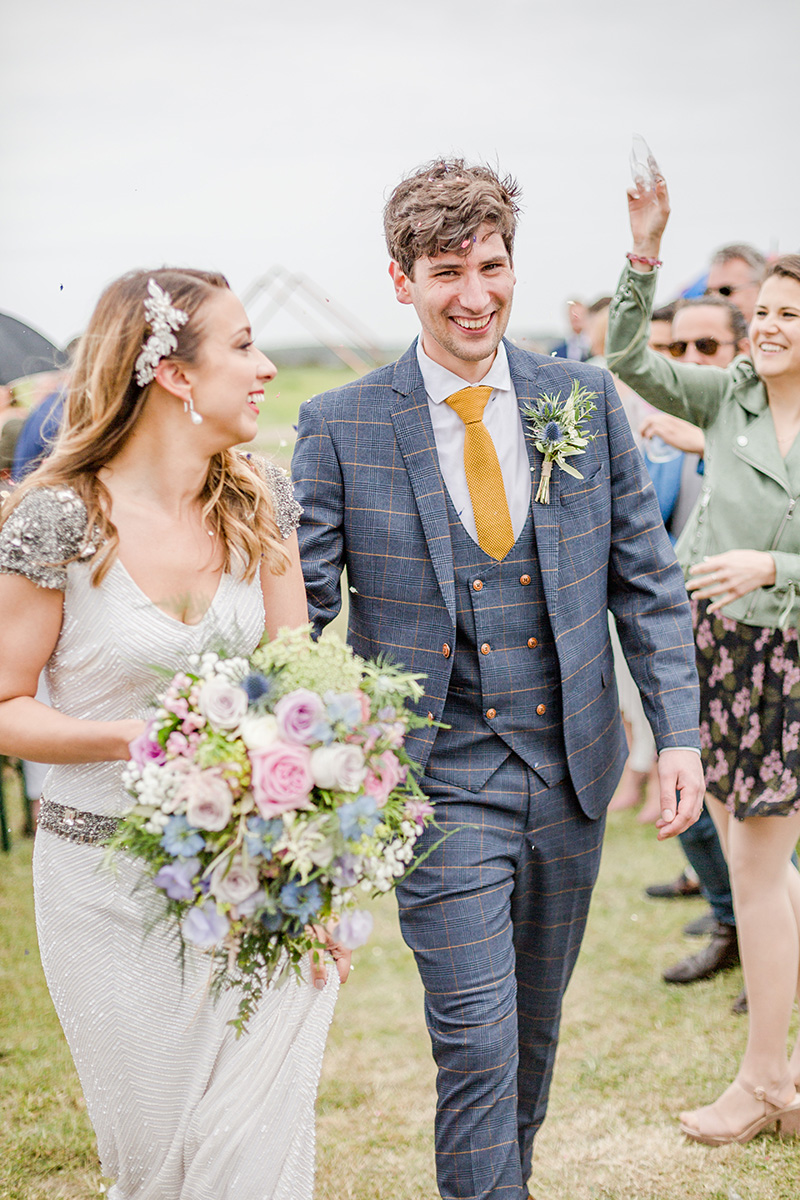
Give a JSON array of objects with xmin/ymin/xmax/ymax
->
[{"xmin": 38, "ymin": 797, "xmax": 120, "ymax": 845}]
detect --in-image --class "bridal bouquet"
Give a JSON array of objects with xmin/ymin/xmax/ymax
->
[{"xmin": 107, "ymin": 626, "xmax": 434, "ymax": 1034}]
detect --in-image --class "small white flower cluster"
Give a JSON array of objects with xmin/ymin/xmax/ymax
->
[{"xmin": 185, "ymin": 651, "xmax": 248, "ymax": 684}]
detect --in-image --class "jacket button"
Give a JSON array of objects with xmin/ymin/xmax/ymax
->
[
  {"xmin": 486, "ymin": 708, "xmax": 497, "ymax": 719},
  {"xmin": 473, "ymin": 579, "xmax": 483, "ymax": 591},
  {"xmin": 737, "ymin": 435, "xmax": 748, "ymax": 446},
  {"xmin": 528, "ymin": 636, "xmax": 538, "ymax": 648},
  {"xmin": 536, "ymin": 703, "xmax": 546, "ymax": 716},
  {"xmin": 427, "ymin": 711, "xmax": 434, "ymax": 720},
  {"xmin": 442, "ymin": 643, "xmax": 451, "ymax": 658},
  {"xmin": 519, "ymin": 574, "xmax": 531, "ymax": 586},
  {"xmin": 480, "ymin": 642, "xmax": 491, "ymax": 655}
]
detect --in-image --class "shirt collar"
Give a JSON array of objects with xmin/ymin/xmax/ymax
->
[{"xmin": 416, "ymin": 337, "xmax": 511, "ymax": 404}]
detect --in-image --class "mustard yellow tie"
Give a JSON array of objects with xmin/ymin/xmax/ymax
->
[{"xmin": 444, "ymin": 385, "xmax": 515, "ymax": 561}]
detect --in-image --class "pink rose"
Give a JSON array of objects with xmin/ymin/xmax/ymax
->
[
  {"xmin": 129, "ymin": 721, "xmax": 166, "ymax": 767},
  {"xmin": 250, "ymin": 741, "xmax": 314, "ymax": 817},
  {"xmin": 178, "ymin": 769, "xmax": 233, "ymax": 831},
  {"xmin": 364, "ymin": 750, "xmax": 405, "ymax": 807},
  {"xmin": 274, "ymin": 689, "xmax": 326, "ymax": 744}
]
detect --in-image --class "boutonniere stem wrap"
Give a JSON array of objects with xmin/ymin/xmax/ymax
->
[{"xmin": 522, "ymin": 380, "xmax": 598, "ymax": 504}]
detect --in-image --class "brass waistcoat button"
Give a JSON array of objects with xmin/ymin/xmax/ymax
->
[
  {"xmin": 427, "ymin": 711, "xmax": 434, "ymax": 720},
  {"xmin": 527, "ymin": 637, "xmax": 538, "ymax": 649},
  {"xmin": 480, "ymin": 642, "xmax": 491, "ymax": 655},
  {"xmin": 536, "ymin": 703, "xmax": 546, "ymax": 716},
  {"xmin": 473, "ymin": 579, "xmax": 483, "ymax": 591},
  {"xmin": 519, "ymin": 574, "xmax": 531, "ymax": 586},
  {"xmin": 442, "ymin": 643, "xmax": 451, "ymax": 658},
  {"xmin": 486, "ymin": 708, "xmax": 497, "ymax": 719}
]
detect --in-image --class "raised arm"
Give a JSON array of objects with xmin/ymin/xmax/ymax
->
[{"xmin": 605, "ymin": 178, "xmax": 731, "ymax": 426}]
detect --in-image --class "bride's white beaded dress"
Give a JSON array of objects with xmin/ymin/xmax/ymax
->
[{"xmin": 0, "ymin": 468, "xmax": 338, "ymax": 1200}]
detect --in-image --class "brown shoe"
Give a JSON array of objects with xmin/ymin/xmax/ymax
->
[
  {"xmin": 662, "ymin": 923, "xmax": 739, "ymax": 984},
  {"xmin": 645, "ymin": 870, "xmax": 702, "ymax": 900}
]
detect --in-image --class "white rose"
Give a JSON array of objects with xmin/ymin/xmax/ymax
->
[
  {"xmin": 210, "ymin": 855, "xmax": 261, "ymax": 906},
  {"xmin": 310, "ymin": 744, "xmax": 366, "ymax": 792},
  {"xmin": 239, "ymin": 712, "xmax": 280, "ymax": 751},
  {"xmin": 197, "ymin": 678, "xmax": 248, "ymax": 731}
]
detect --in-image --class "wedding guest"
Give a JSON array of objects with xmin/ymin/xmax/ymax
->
[
  {"xmin": 607, "ymin": 176, "xmax": 800, "ymax": 1146},
  {"xmin": 705, "ymin": 243, "xmax": 768, "ymax": 324},
  {"xmin": 550, "ymin": 299, "xmax": 590, "ymax": 361},
  {"xmin": 0, "ymin": 268, "xmax": 348, "ymax": 1197},
  {"xmin": 641, "ymin": 298, "xmax": 753, "ymax": 995},
  {"xmin": 293, "ymin": 157, "xmax": 704, "ymax": 1199}
]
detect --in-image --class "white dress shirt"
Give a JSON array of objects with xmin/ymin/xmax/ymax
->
[{"xmin": 416, "ymin": 339, "xmax": 531, "ymax": 548}]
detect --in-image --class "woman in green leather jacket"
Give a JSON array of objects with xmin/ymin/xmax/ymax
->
[{"xmin": 606, "ymin": 177, "xmax": 800, "ymax": 1148}]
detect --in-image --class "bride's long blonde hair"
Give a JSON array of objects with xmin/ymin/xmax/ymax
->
[{"xmin": 3, "ymin": 267, "xmax": 289, "ymax": 584}]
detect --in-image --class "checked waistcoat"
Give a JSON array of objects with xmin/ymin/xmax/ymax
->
[{"xmin": 425, "ymin": 493, "xmax": 568, "ymax": 793}]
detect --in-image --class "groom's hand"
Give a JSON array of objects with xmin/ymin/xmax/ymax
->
[{"xmin": 653, "ymin": 748, "xmax": 705, "ymax": 840}]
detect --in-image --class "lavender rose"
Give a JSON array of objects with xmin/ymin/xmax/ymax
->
[
  {"xmin": 310, "ymin": 743, "xmax": 366, "ymax": 792},
  {"xmin": 178, "ymin": 769, "xmax": 233, "ymax": 831},
  {"xmin": 181, "ymin": 900, "xmax": 230, "ymax": 948},
  {"xmin": 274, "ymin": 689, "xmax": 327, "ymax": 744},
  {"xmin": 250, "ymin": 741, "xmax": 314, "ymax": 817},
  {"xmin": 209, "ymin": 855, "xmax": 261, "ymax": 906},
  {"xmin": 197, "ymin": 678, "xmax": 248, "ymax": 731}
]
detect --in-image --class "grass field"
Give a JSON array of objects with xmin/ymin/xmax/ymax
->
[
  {"xmin": 1, "ymin": 769, "xmax": 798, "ymax": 1200},
  {"xmin": 1, "ymin": 364, "xmax": 799, "ymax": 1197},
  {"xmin": 254, "ymin": 364, "xmax": 359, "ymax": 465}
]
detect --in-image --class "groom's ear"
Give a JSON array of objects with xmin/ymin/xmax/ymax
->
[{"xmin": 389, "ymin": 260, "xmax": 415, "ymax": 306}]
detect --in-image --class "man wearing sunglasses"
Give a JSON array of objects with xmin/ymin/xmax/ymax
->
[
  {"xmin": 704, "ymin": 243, "xmax": 767, "ymax": 324},
  {"xmin": 668, "ymin": 294, "xmax": 750, "ymax": 367}
]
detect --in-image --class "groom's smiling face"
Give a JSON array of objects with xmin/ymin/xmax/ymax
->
[{"xmin": 389, "ymin": 223, "xmax": 516, "ymax": 379}]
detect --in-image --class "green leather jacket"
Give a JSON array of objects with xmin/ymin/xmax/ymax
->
[{"xmin": 606, "ymin": 262, "xmax": 800, "ymax": 629}]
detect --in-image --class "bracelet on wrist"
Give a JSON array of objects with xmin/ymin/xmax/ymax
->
[{"xmin": 627, "ymin": 251, "xmax": 663, "ymax": 268}]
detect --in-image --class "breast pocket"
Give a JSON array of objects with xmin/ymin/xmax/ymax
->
[{"xmin": 559, "ymin": 462, "xmax": 605, "ymax": 506}]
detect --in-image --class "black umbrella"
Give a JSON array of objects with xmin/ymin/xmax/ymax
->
[{"xmin": 0, "ymin": 311, "xmax": 68, "ymax": 385}]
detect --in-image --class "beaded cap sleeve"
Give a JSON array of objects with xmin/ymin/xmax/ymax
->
[
  {"xmin": 248, "ymin": 455, "xmax": 302, "ymax": 539},
  {"xmin": 0, "ymin": 486, "xmax": 96, "ymax": 590}
]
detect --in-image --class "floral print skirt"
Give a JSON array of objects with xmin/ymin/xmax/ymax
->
[{"xmin": 693, "ymin": 598, "xmax": 800, "ymax": 819}]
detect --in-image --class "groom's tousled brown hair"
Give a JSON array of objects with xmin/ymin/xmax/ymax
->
[{"xmin": 384, "ymin": 158, "xmax": 521, "ymax": 278}]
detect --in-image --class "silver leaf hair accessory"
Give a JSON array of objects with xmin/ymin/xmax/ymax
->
[{"xmin": 134, "ymin": 279, "xmax": 190, "ymax": 389}]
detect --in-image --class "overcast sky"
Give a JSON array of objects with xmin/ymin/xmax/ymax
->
[{"xmin": 2, "ymin": 0, "xmax": 798, "ymax": 355}]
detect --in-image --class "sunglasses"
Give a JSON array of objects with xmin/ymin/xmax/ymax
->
[
  {"xmin": 704, "ymin": 284, "xmax": 753, "ymax": 298},
  {"xmin": 667, "ymin": 338, "xmax": 737, "ymax": 358}
]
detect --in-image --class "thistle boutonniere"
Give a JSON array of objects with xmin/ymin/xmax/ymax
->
[{"xmin": 522, "ymin": 380, "xmax": 598, "ymax": 504}]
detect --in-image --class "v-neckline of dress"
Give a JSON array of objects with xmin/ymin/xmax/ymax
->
[{"xmin": 113, "ymin": 559, "xmax": 227, "ymax": 629}]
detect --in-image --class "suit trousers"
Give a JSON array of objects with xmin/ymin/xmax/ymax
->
[{"xmin": 395, "ymin": 755, "xmax": 606, "ymax": 1200}]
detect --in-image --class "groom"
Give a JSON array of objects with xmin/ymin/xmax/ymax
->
[{"xmin": 292, "ymin": 159, "xmax": 704, "ymax": 1200}]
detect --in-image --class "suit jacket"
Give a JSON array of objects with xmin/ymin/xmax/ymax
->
[{"xmin": 292, "ymin": 339, "xmax": 700, "ymax": 818}]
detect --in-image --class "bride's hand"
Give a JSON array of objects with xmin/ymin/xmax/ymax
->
[
  {"xmin": 627, "ymin": 174, "xmax": 670, "ymax": 262},
  {"xmin": 308, "ymin": 923, "xmax": 352, "ymax": 989}
]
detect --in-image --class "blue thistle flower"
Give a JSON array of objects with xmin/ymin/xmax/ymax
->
[
  {"xmin": 543, "ymin": 420, "xmax": 563, "ymax": 443},
  {"xmin": 242, "ymin": 672, "xmax": 272, "ymax": 705}
]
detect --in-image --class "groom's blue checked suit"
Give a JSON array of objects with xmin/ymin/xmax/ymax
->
[{"xmin": 293, "ymin": 340, "xmax": 699, "ymax": 1200}]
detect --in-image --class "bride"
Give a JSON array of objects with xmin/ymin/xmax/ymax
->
[{"xmin": 0, "ymin": 268, "xmax": 348, "ymax": 1199}]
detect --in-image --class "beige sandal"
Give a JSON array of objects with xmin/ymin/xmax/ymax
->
[{"xmin": 679, "ymin": 1079, "xmax": 800, "ymax": 1146}]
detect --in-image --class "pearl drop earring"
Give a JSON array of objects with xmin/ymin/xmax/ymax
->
[{"xmin": 184, "ymin": 395, "xmax": 203, "ymax": 425}]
